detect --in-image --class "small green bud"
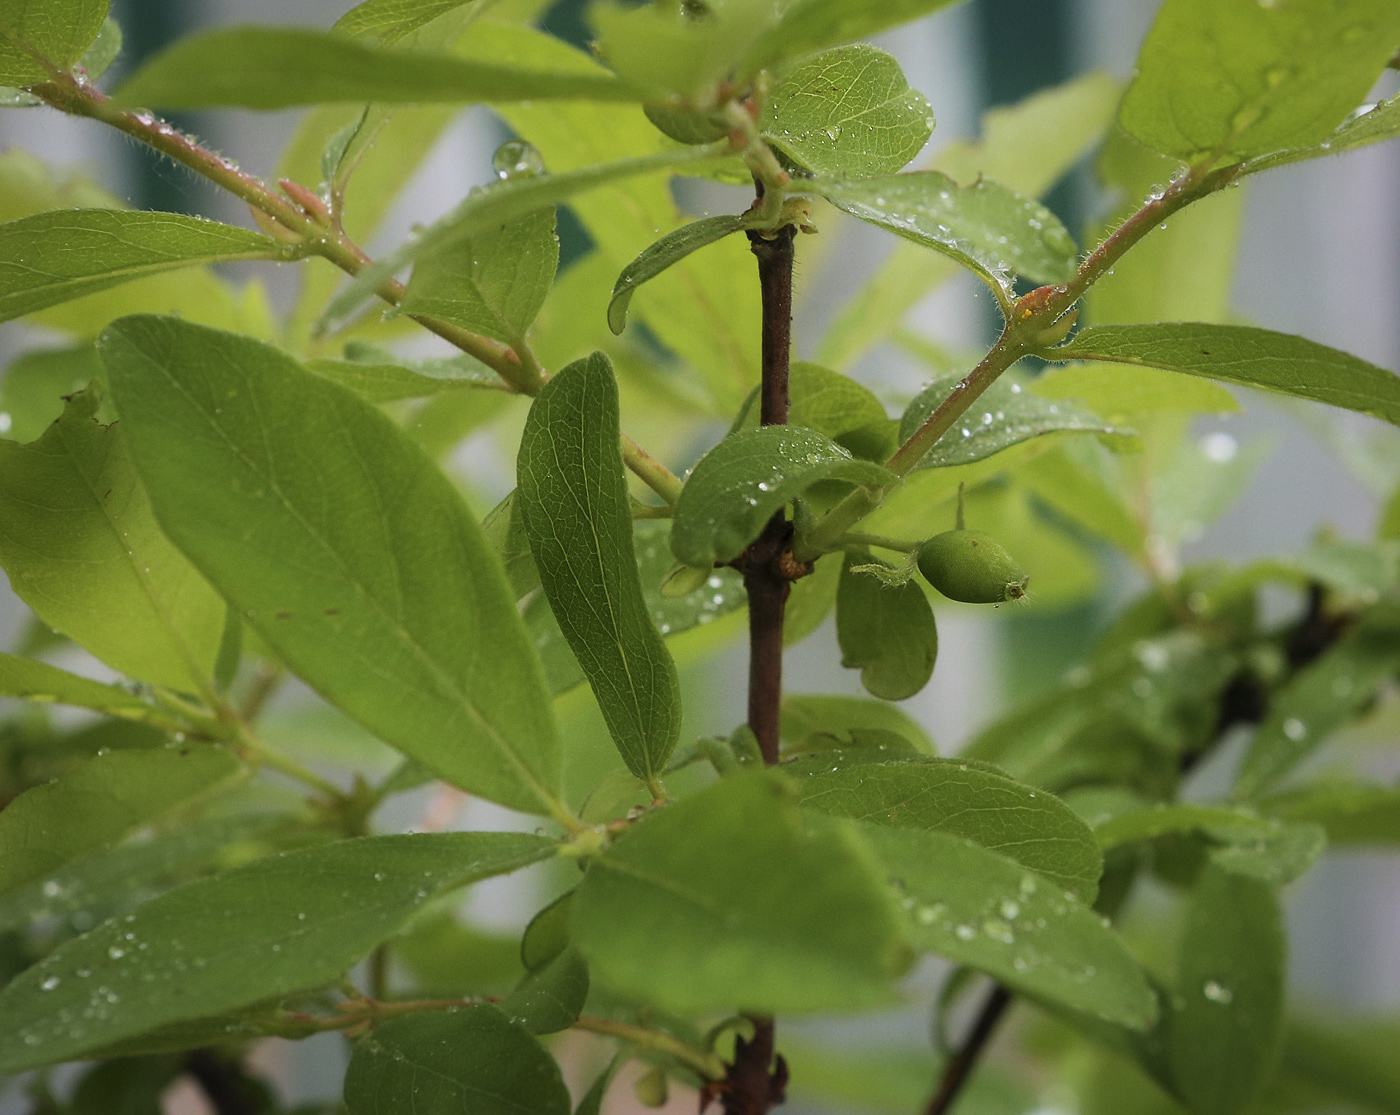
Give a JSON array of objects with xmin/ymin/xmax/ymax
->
[
  {"xmin": 635, "ymin": 1067, "xmax": 669, "ymax": 1108},
  {"xmin": 917, "ymin": 530, "xmax": 1028, "ymax": 604}
]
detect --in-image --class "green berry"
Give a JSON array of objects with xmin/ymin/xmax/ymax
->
[{"xmin": 917, "ymin": 530, "xmax": 1028, "ymax": 604}]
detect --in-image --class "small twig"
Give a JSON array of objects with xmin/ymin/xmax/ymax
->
[
  {"xmin": 572, "ymin": 1014, "xmax": 727, "ymax": 1080},
  {"xmin": 924, "ymin": 984, "xmax": 1012, "ymax": 1115}
]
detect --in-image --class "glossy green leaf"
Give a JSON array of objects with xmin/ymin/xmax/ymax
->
[
  {"xmin": 335, "ymin": 0, "xmax": 478, "ymax": 42},
  {"xmin": 572, "ymin": 770, "xmax": 907, "ymax": 1015},
  {"xmin": 1234, "ymin": 608, "xmax": 1400, "ymax": 800},
  {"xmin": 1120, "ymin": 0, "xmax": 1400, "ymax": 162},
  {"xmin": 787, "ymin": 752, "xmax": 1102, "ymax": 897},
  {"xmin": 781, "ymin": 694, "xmax": 934, "ymax": 755},
  {"xmin": 608, "ymin": 214, "xmax": 746, "ymax": 335},
  {"xmin": 112, "ymin": 26, "xmax": 637, "ymax": 110},
  {"xmin": 1033, "ymin": 364, "xmax": 1239, "ymax": 421},
  {"xmin": 1207, "ymin": 822, "xmax": 1326, "ymax": 886},
  {"xmin": 521, "ymin": 890, "xmax": 573, "ymax": 972},
  {"xmin": 0, "ymin": 832, "xmax": 556, "ymax": 1071},
  {"xmin": 759, "ymin": 46, "xmax": 932, "ymax": 178},
  {"xmin": 636, "ymin": 520, "xmax": 747, "ymax": 637},
  {"xmin": 670, "ymin": 426, "xmax": 891, "ymax": 567},
  {"xmin": 322, "ymin": 143, "xmax": 728, "ymax": 330},
  {"xmin": 0, "ymin": 210, "xmax": 278, "ymax": 325},
  {"xmin": 518, "ymin": 353, "xmax": 680, "ymax": 784},
  {"xmin": 0, "ymin": 390, "xmax": 225, "ymax": 692},
  {"xmin": 1095, "ymin": 802, "xmax": 1286, "ymax": 852},
  {"xmin": 818, "ymin": 72, "xmax": 1120, "ymax": 370},
  {"xmin": 0, "ymin": 746, "xmax": 240, "ymax": 897},
  {"xmin": 743, "ymin": 0, "xmax": 964, "ymax": 73},
  {"xmin": 483, "ymin": 490, "xmax": 540, "ymax": 599},
  {"xmin": 401, "ymin": 207, "xmax": 558, "ymax": 345},
  {"xmin": 1169, "ymin": 865, "xmax": 1286, "ymax": 1115},
  {"xmin": 0, "ymin": 0, "xmax": 107, "ymax": 85},
  {"xmin": 813, "ymin": 171, "xmax": 1077, "ymax": 291},
  {"xmin": 498, "ymin": 947, "xmax": 588, "ymax": 1035},
  {"xmin": 836, "ymin": 554, "xmax": 937, "ymax": 701},
  {"xmin": 99, "ymin": 316, "xmax": 563, "ymax": 817},
  {"xmin": 307, "ymin": 348, "xmax": 503, "ymax": 403},
  {"xmin": 1262, "ymin": 782, "xmax": 1400, "ymax": 845},
  {"xmin": 0, "ymin": 652, "xmax": 164, "ymax": 721},
  {"xmin": 900, "ymin": 372, "xmax": 1130, "ymax": 471},
  {"xmin": 0, "ymin": 343, "xmax": 101, "ymax": 443},
  {"xmin": 1055, "ymin": 323, "xmax": 1400, "ymax": 425},
  {"xmin": 345, "ymin": 1005, "xmax": 570, "ymax": 1115},
  {"xmin": 864, "ymin": 826, "xmax": 1155, "ymax": 1029},
  {"xmin": 1245, "ymin": 92, "xmax": 1400, "ymax": 175}
]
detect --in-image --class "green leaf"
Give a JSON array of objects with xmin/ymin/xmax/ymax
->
[
  {"xmin": 307, "ymin": 349, "xmax": 504, "ymax": 403},
  {"xmin": 99, "ymin": 316, "xmax": 563, "ymax": 818},
  {"xmin": 344, "ymin": 1005, "xmax": 570, "ymax": 1115},
  {"xmin": 571, "ymin": 770, "xmax": 908, "ymax": 1015},
  {"xmin": 781, "ymin": 694, "xmax": 934, "ymax": 755},
  {"xmin": 335, "ymin": 0, "xmax": 479, "ymax": 43},
  {"xmin": 0, "ymin": 210, "xmax": 279, "ymax": 325},
  {"xmin": 743, "ymin": 0, "xmax": 964, "ymax": 73},
  {"xmin": 1168, "ymin": 865, "xmax": 1286, "ymax": 1115},
  {"xmin": 863, "ymin": 826, "xmax": 1155, "ymax": 1029},
  {"xmin": 0, "ymin": 651, "xmax": 166, "ymax": 721},
  {"xmin": 1054, "ymin": 323, "xmax": 1400, "ymax": 425},
  {"xmin": 0, "ymin": 389, "xmax": 226, "ymax": 692},
  {"xmin": 787, "ymin": 752, "xmax": 1102, "ymax": 897},
  {"xmin": 111, "ymin": 25, "xmax": 637, "ymax": 110},
  {"xmin": 0, "ymin": 746, "xmax": 240, "ymax": 896},
  {"xmin": 1245, "ymin": 92, "xmax": 1400, "ymax": 175},
  {"xmin": 498, "ymin": 947, "xmax": 588, "ymax": 1035},
  {"xmin": 483, "ymin": 490, "xmax": 540, "ymax": 599},
  {"xmin": 521, "ymin": 890, "xmax": 572, "ymax": 972},
  {"xmin": 818, "ymin": 72, "xmax": 1120, "ymax": 370},
  {"xmin": 1015, "ymin": 444, "xmax": 1146, "ymax": 555},
  {"xmin": 1233, "ymin": 608, "xmax": 1400, "ymax": 800},
  {"xmin": 732, "ymin": 361, "xmax": 891, "ymax": 447},
  {"xmin": 0, "ymin": 832, "xmax": 556, "ymax": 1071},
  {"xmin": 634, "ymin": 520, "xmax": 746, "ymax": 640},
  {"xmin": 1262, "ymin": 782, "xmax": 1400, "ymax": 845},
  {"xmin": 0, "ymin": 343, "xmax": 101, "ymax": 443},
  {"xmin": 321, "ymin": 143, "xmax": 728, "ymax": 330},
  {"xmin": 575, "ymin": 1056, "xmax": 623, "ymax": 1115},
  {"xmin": 391, "ymin": 911, "xmax": 524, "ymax": 998},
  {"xmin": 1033, "ymin": 363, "xmax": 1239, "ymax": 422},
  {"xmin": 899, "ymin": 372, "xmax": 1130, "ymax": 471},
  {"xmin": 608, "ymin": 214, "xmax": 747, "ymax": 335},
  {"xmin": 836, "ymin": 554, "xmax": 937, "ymax": 701},
  {"xmin": 518, "ymin": 353, "xmax": 681, "ymax": 784},
  {"xmin": 0, "ymin": 0, "xmax": 107, "ymax": 85},
  {"xmin": 811, "ymin": 171, "xmax": 1078, "ymax": 290},
  {"xmin": 1119, "ymin": 0, "xmax": 1400, "ymax": 163},
  {"xmin": 670, "ymin": 426, "xmax": 891, "ymax": 567},
  {"xmin": 759, "ymin": 45, "xmax": 933, "ymax": 178},
  {"xmin": 1093, "ymin": 802, "xmax": 1325, "ymax": 885},
  {"xmin": 1282, "ymin": 1016, "xmax": 1400, "ymax": 1113},
  {"xmin": 784, "ymin": 549, "xmax": 842, "ymax": 646},
  {"xmin": 401, "ymin": 207, "xmax": 558, "ymax": 345}
]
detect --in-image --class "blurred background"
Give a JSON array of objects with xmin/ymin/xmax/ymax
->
[{"xmin": 1, "ymin": 0, "xmax": 1398, "ymax": 1111}]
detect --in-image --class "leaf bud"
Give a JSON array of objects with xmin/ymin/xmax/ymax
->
[{"xmin": 917, "ymin": 530, "xmax": 1028, "ymax": 604}]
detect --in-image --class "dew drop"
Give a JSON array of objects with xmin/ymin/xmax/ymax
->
[
  {"xmin": 1283, "ymin": 717, "xmax": 1307, "ymax": 741},
  {"xmin": 1203, "ymin": 979, "xmax": 1233, "ymax": 1003},
  {"xmin": 41, "ymin": 975, "xmax": 60, "ymax": 991},
  {"xmin": 954, "ymin": 923, "xmax": 976, "ymax": 941},
  {"xmin": 492, "ymin": 139, "xmax": 545, "ymax": 180}
]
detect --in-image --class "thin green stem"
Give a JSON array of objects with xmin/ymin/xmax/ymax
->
[
  {"xmin": 573, "ymin": 1015, "xmax": 726, "ymax": 1080},
  {"xmin": 841, "ymin": 531, "xmax": 920, "ymax": 553},
  {"xmin": 228, "ymin": 718, "xmax": 347, "ymax": 803}
]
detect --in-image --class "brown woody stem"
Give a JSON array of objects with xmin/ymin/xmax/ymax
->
[{"xmin": 924, "ymin": 984, "xmax": 1012, "ymax": 1115}]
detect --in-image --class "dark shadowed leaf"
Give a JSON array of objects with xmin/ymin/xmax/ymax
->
[
  {"xmin": 344, "ymin": 1005, "xmax": 571, "ymax": 1115},
  {"xmin": 671, "ymin": 426, "xmax": 891, "ymax": 567},
  {"xmin": 836, "ymin": 554, "xmax": 937, "ymax": 701}
]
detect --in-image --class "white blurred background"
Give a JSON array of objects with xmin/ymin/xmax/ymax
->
[{"xmin": 1, "ymin": 0, "xmax": 1398, "ymax": 1111}]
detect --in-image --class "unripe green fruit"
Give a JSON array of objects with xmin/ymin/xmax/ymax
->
[
  {"xmin": 917, "ymin": 530, "xmax": 1028, "ymax": 604},
  {"xmin": 635, "ymin": 1067, "xmax": 669, "ymax": 1108}
]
